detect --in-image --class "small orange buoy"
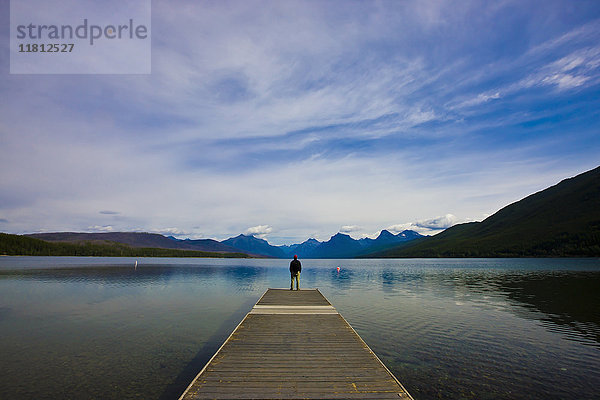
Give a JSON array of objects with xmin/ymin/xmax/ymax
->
[{"xmin": 336, "ymin": 266, "xmax": 340, "ymax": 272}]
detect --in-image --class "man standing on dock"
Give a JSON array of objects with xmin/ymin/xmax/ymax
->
[{"xmin": 290, "ymin": 255, "xmax": 301, "ymax": 290}]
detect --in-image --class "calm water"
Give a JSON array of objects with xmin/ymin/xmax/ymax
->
[{"xmin": 1, "ymin": 257, "xmax": 599, "ymax": 400}]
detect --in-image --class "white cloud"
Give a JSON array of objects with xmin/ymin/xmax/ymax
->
[
  {"xmin": 387, "ymin": 214, "xmax": 460, "ymax": 236},
  {"xmin": 387, "ymin": 223, "xmax": 416, "ymax": 233},
  {"xmin": 415, "ymin": 214, "xmax": 458, "ymax": 230},
  {"xmin": 449, "ymin": 26, "xmax": 600, "ymax": 114},
  {"xmin": 541, "ymin": 73, "xmax": 588, "ymax": 90},
  {"xmin": 387, "ymin": 222, "xmax": 438, "ymax": 236},
  {"xmin": 88, "ymin": 225, "xmax": 114, "ymax": 232},
  {"xmin": 456, "ymin": 91, "xmax": 501, "ymax": 108},
  {"xmin": 520, "ymin": 46, "xmax": 600, "ymax": 92},
  {"xmin": 405, "ymin": 108, "xmax": 439, "ymax": 126},
  {"xmin": 245, "ymin": 225, "xmax": 273, "ymax": 239},
  {"xmin": 340, "ymin": 225, "xmax": 361, "ymax": 234},
  {"xmin": 155, "ymin": 227, "xmax": 187, "ymax": 236}
]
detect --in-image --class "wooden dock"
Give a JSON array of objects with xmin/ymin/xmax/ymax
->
[{"xmin": 179, "ymin": 289, "xmax": 413, "ymax": 399}]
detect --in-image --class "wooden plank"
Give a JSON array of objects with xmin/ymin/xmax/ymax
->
[
  {"xmin": 179, "ymin": 289, "xmax": 413, "ymax": 400},
  {"xmin": 256, "ymin": 288, "xmax": 332, "ymax": 306}
]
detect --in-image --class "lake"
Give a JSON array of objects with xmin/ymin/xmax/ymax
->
[{"xmin": 0, "ymin": 257, "xmax": 599, "ymax": 399}]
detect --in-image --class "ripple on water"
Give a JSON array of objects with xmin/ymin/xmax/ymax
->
[{"xmin": 0, "ymin": 258, "xmax": 599, "ymax": 400}]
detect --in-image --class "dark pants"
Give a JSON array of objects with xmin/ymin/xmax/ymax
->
[{"xmin": 290, "ymin": 272, "xmax": 300, "ymax": 290}]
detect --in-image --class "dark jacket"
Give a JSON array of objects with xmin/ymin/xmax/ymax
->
[{"xmin": 290, "ymin": 259, "xmax": 301, "ymax": 274}]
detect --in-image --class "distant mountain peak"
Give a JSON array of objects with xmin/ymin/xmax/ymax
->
[
  {"xmin": 332, "ymin": 232, "xmax": 352, "ymax": 239},
  {"xmin": 398, "ymin": 229, "xmax": 421, "ymax": 238},
  {"xmin": 222, "ymin": 233, "xmax": 285, "ymax": 258},
  {"xmin": 376, "ymin": 229, "xmax": 395, "ymax": 239},
  {"xmin": 304, "ymin": 238, "xmax": 321, "ymax": 244}
]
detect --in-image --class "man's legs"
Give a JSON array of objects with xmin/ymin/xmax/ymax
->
[{"xmin": 290, "ymin": 272, "xmax": 300, "ymax": 290}]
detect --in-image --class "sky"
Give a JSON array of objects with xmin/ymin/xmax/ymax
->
[{"xmin": 1, "ymin": 0, "xmax": 599, "ymax": 245}]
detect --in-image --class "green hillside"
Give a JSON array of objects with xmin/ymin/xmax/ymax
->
[
  {"xmin": 373, "ymin": 166, "xmax": 600, "ymax": 257},
  {"xmin": 0, "ymin": 233, "xmax": 250, "ymax": 258}
]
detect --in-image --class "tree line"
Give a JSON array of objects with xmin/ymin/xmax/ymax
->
[{"xmin": 0, "ymin": 233, "xmax": 250, "ymax": 258}]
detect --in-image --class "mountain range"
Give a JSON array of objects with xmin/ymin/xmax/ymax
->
[
  {"xmin": 23, "ymin": 229, "xmax": 423, "ymax": 259},
  {"xmin": 5, "ymin": 165, "xmax": 600, "ymax": 258},
  {"xmin": 233, "ymin": 229, "xmax": 423, "ymax": 259},
  {"xmin": 369, "ymin": 165, "xmax": 600, "ymax": 257},
  {"xmin": 27, "ymin": 231, "xmax": 243, "ymax": 253}
]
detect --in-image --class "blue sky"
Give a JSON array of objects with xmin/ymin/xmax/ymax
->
[{"xmin": 1, "ymin": 0, "xmax": 599, "ymax": 245}]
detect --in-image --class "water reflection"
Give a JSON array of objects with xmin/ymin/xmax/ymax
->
[
  {"xmin": 320, "ymin": 260, "xmax": 600, "ymax": 400},
  {"xmin": 2, "ymin": 260, "xmax": 598, "ymax": 345},
  {"xmin": 0, "ymin": 264, "xmax": 268, "ymax": 288},
  {"xmin": 380, "ymin": 268, "xmax": 426, "ymax": 294},
  {"xmin": 0, "ymin": 257, "xmax": 598, "ymax": 400},
  {"xmin": 489, "ymin": 271, "xmax": 600, "ymax": 344},
  {"xmin": 358, "ymin": 265, "xmax": 600, "ymax": 347},
  {"xmin": 328, "ymin": 266, "xmax": 355, "ymax": 290}
]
